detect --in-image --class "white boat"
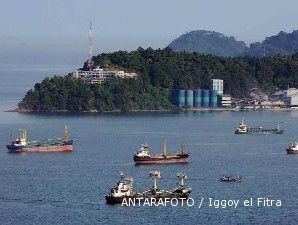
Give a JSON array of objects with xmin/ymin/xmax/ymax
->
[
  {"xmin": 286, "ymin": 142, "xmax": 298, "ymax": 154},
  {"xmin": 234, "ymin": 118, "xmax": 249, "ymax": 134}
]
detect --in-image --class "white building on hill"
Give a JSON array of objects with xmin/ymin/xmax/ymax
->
[
  {"xmin": 73, "ymin": 66, "xmax": 138, "ymax": 84},
  {"xmin": 211, "ymin": 79, "xmax": 223, "ymax": 95}
]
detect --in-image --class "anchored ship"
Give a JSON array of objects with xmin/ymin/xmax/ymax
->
[
  {"xmin": 133, "ymin": 141, "xmax": 189, "ymax": 165},
  {"xmin": 234, "ymin": 118, "xmax": 283, "ymax": 135},
  {"xmin": 105, "ymin": 171, "xmax": 191, "ymax": 204},
  {"xmin": 286, "ymin": 142, "xmax": 298, "ymax": 154},
  {"xmin": 7, "ymin": 126, "xmax": 73, "ymax": 153}
]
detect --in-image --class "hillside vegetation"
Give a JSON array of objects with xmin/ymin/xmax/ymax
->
[
  {"xmin": 169, "ymin": 30, "xmax": 298, "ymax": 57},
  {"xmin": 18, "ymin": 48, "xmax": 298, "ymax": 112}
]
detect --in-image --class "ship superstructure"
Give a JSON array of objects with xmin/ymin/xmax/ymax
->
[
  {"xmin": 7, "ymin": 126, "xmax": 73, "ymax": 153},
  {"xmin": 286, "ymin": 142, "xmax": 298, "ymax": 154}
]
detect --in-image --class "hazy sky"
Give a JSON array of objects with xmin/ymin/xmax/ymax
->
[{"xmin": 1, "ymin": 0, "xmax": 298, "ymax": 67}]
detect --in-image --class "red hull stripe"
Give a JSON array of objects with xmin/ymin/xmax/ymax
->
[{"xmin": 11, "ymin": 145, "xmax": 73, "ymax": 153}]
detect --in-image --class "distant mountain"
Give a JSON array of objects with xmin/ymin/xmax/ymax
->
[
  {"xmin": 168, "ymin": 30, "xmax": 298, "ymax": 57},
  {"xmin": 168, "ymin": 30, "xmax": 247, "ymax": 57},
  {"xmin": 243, "ymin": 30, "xmax": 298, "ymax": 57}
]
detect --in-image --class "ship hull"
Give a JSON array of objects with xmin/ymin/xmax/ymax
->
[
  {"xmin": 105, "ymin": 192, "xmax": 190, "ymax": 204},
  {"xmin": 134, "ymin": 154, "xmax": 189, "ymax": 165},
  {"xmin": 7, "ymin": 141, "xmax": 74, "ymax": 153},
  {"xmin": 235, "ymin": 129, "xmax": 283, "ymax": 135},
  {"xmin": 286, "ymin": 149, "xmax": 298, "ymax": 154}
]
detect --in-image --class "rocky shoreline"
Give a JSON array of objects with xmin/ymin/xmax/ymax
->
[{"xmin": 6, "ymin": 107, "xmax": 298, "ymax": 113}]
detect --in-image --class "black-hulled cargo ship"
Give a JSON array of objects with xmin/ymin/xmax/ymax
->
[
  {"xmin": 105, "ymin": 171, "xmax": 191, "ymax": 204},
  {"xmin": 133, "ymin": 141, "xmax": 189, "ymax": 165}
]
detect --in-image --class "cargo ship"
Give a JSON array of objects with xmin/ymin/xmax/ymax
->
[
  {"xmin": 235, "ymin": 118, "xmax": 283, "ymax": 135},
  {"xmin": 133, "ymin": 141, "xmax": 189, "ymax": 165},
  {"xmin": 105, "ymin": 171, "xmax": 191, "ymax": 204},
  {"xmin": 7, "ymin": 126, "xmax": 73, "ymax": 153},
  {"xmin": 286, "ymin": 142, "xmax": 298, "ymax": 154}
]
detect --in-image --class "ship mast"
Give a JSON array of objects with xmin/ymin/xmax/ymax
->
[
  {"xmin": 177, "ymin": 173, "xmax": 187, "ymax": 187},
  {"xmin": 63, "ymin": 125, "xmax": 69, "ymax": 142},
  {"xmin": 181, "ymin": 142, "xmax": 187, "ymax": 154},
  {"xmin": 19, "ymin": 129, "xmax": 27, "ymax": 141},
  {"xmin": 163, "ymin": 140, "xmax": 167, "ymax": 156},
  {"xmin": 150, "ymin": 170, "xmax": 161, "ymax": 190}
]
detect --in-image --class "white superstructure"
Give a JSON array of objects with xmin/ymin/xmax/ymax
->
[
  {"xmin": 73, "ymin": 66, "xmax": 138, "ymax": 84},
  {"xmin": 287, "ymin": 142, "xmax": 298, "ymax": 154},
  {"xmin": 135, "ymin": 144, "xmax": 150, "ymax": 157},
  {"xmin": 109, "ymin": 173, "xmax": 134, "ymax": 198}
]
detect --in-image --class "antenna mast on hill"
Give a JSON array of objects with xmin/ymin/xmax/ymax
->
[{"xmin": 87, "ymin": 21, "xmax": 94, "ymax": 71}]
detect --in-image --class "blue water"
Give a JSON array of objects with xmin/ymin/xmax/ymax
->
[{"xmin": 0, "ymin": 68, "xmax": 298, "ymax": 225}]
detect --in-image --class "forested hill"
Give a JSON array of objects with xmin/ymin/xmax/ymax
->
[
  {"xmin": 244, "ymin": 30, "xmax": 298, "ymax": 57},
  {"xmin": 18, "ymin": 48, "xmax": 298, "ymax": 112},
  {"xmin": 169, "ymin": 30, "xmax": 298, "ymax": 57},
  {"xmin": 168, "ymin": 30, "xmax": 247, "ymax": 57}
]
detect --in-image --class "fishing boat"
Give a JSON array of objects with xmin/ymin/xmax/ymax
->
[
  {"xmin": 133, "ymin": 140, "xmax": 189, "ymax": 165},
  {"xmin": 7, "ymin": 126, "xmax": 73, "ymax": 153},
  {"xmin": 220, "ymin": 175, "xmax": 242, "ymax": 182},
  {"xmin": 286, "ymin": 142, "xmax": 298, "ymax": 154},
  {"xmin": 105, "ymin": 171, "xmax": 191, "ymax": 204}
]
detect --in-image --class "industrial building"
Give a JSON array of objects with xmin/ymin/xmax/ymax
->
[
  {"xmin": 177, "ymin": 89, "xmax": 218, "ymax": 108},
  {"xmin": 73, "ymin": 67, "xmax": 138, "ymax": 84},
  {"xmin": 270, "ymin": 88, "xmax": 298, "ymax": 107},
  {"xmin": 219, "ymin": 95, "xmax": 232, "ymax": 107},
  {"xmin": 211, "ymin": 79, "xmax": 223, "ymax": 95}
]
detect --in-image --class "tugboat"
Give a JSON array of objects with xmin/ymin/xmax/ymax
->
[
  {"xmin": 220, "ymin": 175, "xmax": 242, "ymax": 182},
  {"xmin": 105, "ymin": 171, "xmax": 192, "ymax": 204},
  {"xmin": 234, "ymin": 118, "xmax": 249, "ymax": 134},
  {"xmin": 235, "ymin": 118, "xmax": 283, "ymax": 135},
  {"xmin": 133, "ymin": 140, "xmax": 189, "ymax": 165},
  {"xmin": 286, "ymin": 142, "xmax": 298, "ymax": 154},
  {"xmin": 7, "ymin": 126, "xmax": 73, "ymax": 153}
]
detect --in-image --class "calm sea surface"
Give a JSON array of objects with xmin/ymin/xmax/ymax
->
[{"xmin": 0, "ymin": 67, "xmax": 297, "ymax": 225}]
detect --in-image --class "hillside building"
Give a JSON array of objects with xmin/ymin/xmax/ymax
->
[
  {"xmin": 219, "ymin": 94, "xmax": 231, "ymax": 107},
  {"xmin": 211, "ymin": 79, "xmax": 223, "ymax": 95},
  {"xmin": 73, "ymin": 67, "xmax": 138, "ymax": 84}
]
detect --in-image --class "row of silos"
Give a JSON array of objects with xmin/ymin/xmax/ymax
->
[{"xmin": 177, "ymin": 89, "xmax": 218, "ymax": 108}]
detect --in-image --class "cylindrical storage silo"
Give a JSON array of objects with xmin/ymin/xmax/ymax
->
[
  {"xmin": 202, "ymin": 90, "xmax": 210, "ymax": 107},
  {"xmin": 194, "ymin": 89, "xmax": 202, "ymax": 108},
  {"xmin": 178, "ymin": 90, "xmax": 186, "ymax": 107},
  {"xmin": 186, "ymin": 90, "xmax": 194, "ymax": 108},
  {"xmin": 209, "ymin": 90, "xmax": 218, "ymax": 108}
]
